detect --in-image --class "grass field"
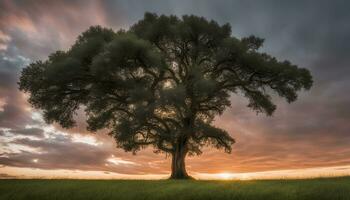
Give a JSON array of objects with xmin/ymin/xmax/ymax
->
[{"xmin": 0, "ymin": 177, "xmax": 350, "ymax": 200}]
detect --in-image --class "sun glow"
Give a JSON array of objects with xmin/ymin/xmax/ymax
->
[
  {"xmin": 194, "ymin": 165, "xmax": 350, "ymax": 180},
  {"xmin": 1, "ymin": 165, "xmax": 350, "ymax": 180},
  {"xmin": 216, "ymin": 173, "xmax": 235, "ymax": 180}
]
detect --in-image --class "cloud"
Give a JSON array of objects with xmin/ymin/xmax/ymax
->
[
  {"xmin": 0, "ymin": 0, "xmax": 350, "ymax": 176},
  {"xmin": 0, "ymin": 30, "xmax": 11, "ymax": 51},
  {"xmin": 0, "ymin": 173, "xmax": 17, "ymax": 179},
  {"xmin": 0, "ymin": 127, "xmax": 170, "ymax": 174},
  {"xmin": 0, "ymin": 0, "xmax": 109, "ymax": 60},
  {"xmin": 10, "ymin": 127, "xmax": 44, "ymax": 138},
  {"xmin": 0, "ymin": 53, "xmax": 32, "ymax": 129}
]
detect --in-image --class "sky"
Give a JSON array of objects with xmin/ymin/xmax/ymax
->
[{"xmin": 0, "ymin": 0, "xmax": 350, "ymax": 179}]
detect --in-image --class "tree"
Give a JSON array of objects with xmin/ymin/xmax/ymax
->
[{"xmin": 19, "ymin": 13, "xmax": 312, "ymax": 179}]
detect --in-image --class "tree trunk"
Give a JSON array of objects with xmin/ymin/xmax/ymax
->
[{"xmin": 169, "ymin": 139, "xmax": 191, "ymax": 179}]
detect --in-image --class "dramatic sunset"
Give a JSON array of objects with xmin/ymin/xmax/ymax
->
[{"xmin": 0, "ymin": 0, "xmax": 349, "ymax": 199}]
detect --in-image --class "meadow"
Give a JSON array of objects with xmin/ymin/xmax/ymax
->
[{"xmin": 0, "ymin": 176, "xmax": 350, "ymax": 200}]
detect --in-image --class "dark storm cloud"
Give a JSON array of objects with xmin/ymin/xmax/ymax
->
[{"xmin": 0, "ymin": 0, "xmax": 350, "ymax": 175}]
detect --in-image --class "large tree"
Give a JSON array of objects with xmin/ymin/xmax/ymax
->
[{"xmin": 19, "ymin": 13, "xmax": 312, "ymax": 179}]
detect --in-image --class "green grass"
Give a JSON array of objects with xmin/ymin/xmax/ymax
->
[{"xmin": 1, "ymin": 177, "xmax": 350, "ymax": 200}]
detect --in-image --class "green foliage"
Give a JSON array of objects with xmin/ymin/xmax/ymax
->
[
  {"xmin": 1, "ymin": 177, "xmax": 350, "ymax": 200},
  {"xmin": 19, "ymin": 13, "xmax": 312, "ymax": 158}
]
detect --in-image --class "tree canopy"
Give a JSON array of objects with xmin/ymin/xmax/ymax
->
[{"xmin": 19, "ymin": 13, "xmax": 313, "ymax": 179}]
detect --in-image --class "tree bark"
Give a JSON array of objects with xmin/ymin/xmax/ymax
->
[{"xmin": 169, "ymin": 138, "xmax": 191, "ymax": 179}]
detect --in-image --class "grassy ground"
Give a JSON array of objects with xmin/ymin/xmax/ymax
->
[{"xmin": 0, "ymin": 177, "xmax": 349, "ymax": 200}]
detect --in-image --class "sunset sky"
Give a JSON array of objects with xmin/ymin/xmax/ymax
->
[{"xmin": 1, "ymin": 0, "xmax": 350, "ymax": 179}]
